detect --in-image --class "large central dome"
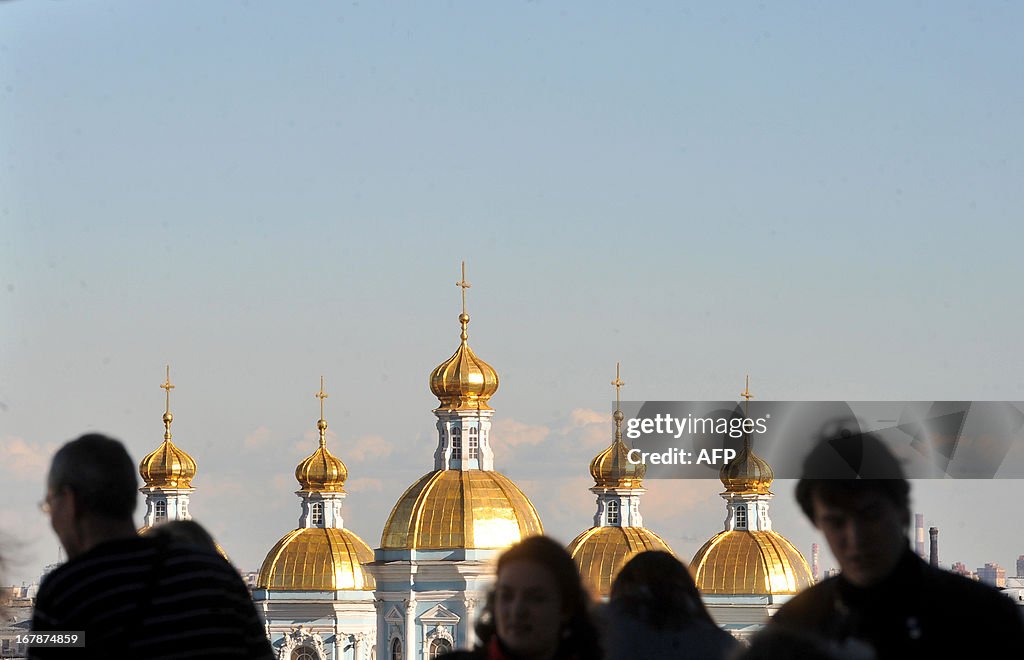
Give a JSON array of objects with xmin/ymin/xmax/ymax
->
[{"xmin": 380, "ymin": 470, "xmax": 542, "ymax": 550}]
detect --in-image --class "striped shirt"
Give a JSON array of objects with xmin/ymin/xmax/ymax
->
[{"xmin": 30, "ymin": 536, "xmax": 274, "ymax": 660}]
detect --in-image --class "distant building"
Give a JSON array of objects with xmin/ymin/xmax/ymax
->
[
  {"xmin": 0, "ymin": 606, "xmax": 31, "ymax": 659},
  {"xmin": 951, "ymin": 562, "xmax": 975, "ymax": 579},
  {"xmin": 1003, "ymin": 577, "xmax": 1024, "ymax": 610},
  {"xmin": 1017, "ymin": 554, "xmax": 1024, "ymax": 578},
  {"xmin": 977, "ymin": 563, "xmax": 1006, "ymax": 588}
]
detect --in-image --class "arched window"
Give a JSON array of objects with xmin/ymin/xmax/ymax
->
[
  {"xmin": 735, "ymin": 504, "xmax": 747, "ymax": 530},
  {"xmin": 467, "ymin": 427, "xmax": 479, "ymax": 459},
  {"xmin": 429, "ymin": 639, "xmax": 452, "ymax": 659},
  {"xmin": 291, "ymin": 647, "xmax": 317, "ymax": 660},
  {"xmin": 390, "ymin": 637, "xmax": 403, "ymax": 660},
  {"xmin": 180, "ymin": 501, "xmax": 188, "ymax": 518},
  {"xmin": 607, "ymin": 500, "xmax": 619, "ymax": 525},
  {"xmin": 155, "ymin": 500, "xmax": 167, "ymax": 522},
  {"xmin": 311, "ymin": 502, "xmax": 324, "ymax": 526},
  {"xmin": 451, "ymin": 427, "xmax": 462, "ymax": 460}
]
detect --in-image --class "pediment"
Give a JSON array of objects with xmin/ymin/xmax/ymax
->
[{"xmin": 419, "ymin": 603, "xmax": 460, "ymax": 624}]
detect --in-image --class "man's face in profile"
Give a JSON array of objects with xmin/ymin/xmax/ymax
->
[{"xmin": 812, "ymin": 487, "xmax": 909, "ymax": 588}]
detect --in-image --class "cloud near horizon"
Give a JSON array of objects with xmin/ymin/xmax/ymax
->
[{"xmin": 0, "ymin": 436, "xmax": 57, "ymax": 481}]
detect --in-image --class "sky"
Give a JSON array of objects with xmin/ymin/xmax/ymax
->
[{"xmin": 2, "ymin": 1, "xmax": 1023, "ymax": 586}]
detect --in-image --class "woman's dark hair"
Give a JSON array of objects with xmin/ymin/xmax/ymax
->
[
  {"xmin": 609, "ymin": 551, "xmax": 716, "ymax": 628},
  {"xmin": 474, "ymin": 535, "xmax": 602, "ymax": 659}
]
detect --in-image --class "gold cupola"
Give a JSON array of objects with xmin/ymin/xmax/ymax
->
[
  {"xmin": 568, "ymin": 364, "xmax": 674, "ymax": 599},
  {"xmin": 139, "ymin": 366, "xmax": 197, "ymax": 489},
  {"xmin": 589, "ymin": 411, "xmax": 647, "ymax": 489},
  {"xmin": 429, "ymin": 262, "xmax": 499, "ymax": 411},
  {"xmin": 295, "ymin": 379, "xmax": 348, "ymax": 492},
  {"xmin": 690, "ymin": 376, "xmax": 812, "ymax": 596},
  {"xmin": 719, "ymin": 443, "xmax": 774, "ymax": 495},
  {"xmin": 258, "ymin": 378, "xmax": 374, "ymax": 592}
]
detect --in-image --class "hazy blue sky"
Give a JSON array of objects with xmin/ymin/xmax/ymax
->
[{"xmin": 2, "ymin": 2, "xmax": 1022, "ymax": 585}]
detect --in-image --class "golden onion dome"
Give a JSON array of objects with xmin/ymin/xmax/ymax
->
[
  {"xmin": 139, "ymin": 413, "xmax": 197, "ymax": 488},
  {"xmin": 258, "ymin": 527, "xmax": 375, "ymax": 591},
  {"xmin": 719, "ymin": 444, "xmax": 774, "ymax": 494},
  {"xmin": 429, "ymin": 313, "xmax": 499, "ymax": 411},
  {"xmin": 590, "ymin": 412, "xmax": 646, "ymax": 488},
  {"xmin": 381, "ymin": 470, "xmax": 543, "ymax": 550},
  {"xmin": 567, "ymin": 525, "xmax": 673, "ymax": 599},
  {"xmin": 295, "ymin": 419, "xmax": 348, "ymax": 492},
  {"xmin": 690, "ymin": 530, "xmax": 813, "ymax": 595}
]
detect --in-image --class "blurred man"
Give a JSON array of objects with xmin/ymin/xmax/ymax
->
[
  {"xmin": 770, "ymin": 431, "xmax": 1024, "ymax": 659},
  {"xmin": 31, "ymin": 433, "xmax": 274, "ymax": 660}
]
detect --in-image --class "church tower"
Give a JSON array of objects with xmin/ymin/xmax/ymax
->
[
  {"xmin": 369, "ymin": 264, "xmax": 543, "ymax": 660},
  {"xmin": 139, "ymin": 366, "xmax": 197, "ymax": 530},
  {"xmin": 567, "ymin": 363, "xmax": 673, "ymax": 599},
  {"xmin": 689, "ymin": 377, "xmax": 813, "ymax": 637},
  {"xmin": 255, "ymin": 377, "xmax": 376, "ymax": 660}
]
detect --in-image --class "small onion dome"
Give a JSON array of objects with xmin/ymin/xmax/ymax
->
[
  {"xmin": 719, "ymin": 445, "xmax": 774, "ymax": 494},
  {"xmin": 295, "ymin": 421, "xmax": 348, "ymax": 492},
  {"xmin": 590, "ymin": 412, "xmax": 646, "ymax": 488},
  {"xmin": 381, "ymin": 469, "xmax": 543, "ymax": 550},
  {"xmin": 690, "ymin": 530, "xmax": 813, "ymax": 595},
  {"xmin": 258, "ymin": 527, "xmax": 375, "ymax": 591},
  {"xmin": 429, "ymin": 313, "xmax": 499, "ymax": 411},
  {"xmin": 139, "ymin": 419, "xmax": 197, "ymax": 488},
  {"xmin": 567, "ymin": 526, "xmax": 673, "ymax": 599}
]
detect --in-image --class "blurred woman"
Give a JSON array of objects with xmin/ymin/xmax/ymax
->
[
  {"xmin": 442, "ymin": 535, "xmax": 602, "ymax": 660},
  {"xmin": 602, "ymin": 551, "xmax": 737, "ymax": 660}
]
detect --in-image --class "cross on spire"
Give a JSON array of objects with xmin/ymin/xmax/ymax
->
[
  {"xmin": 740, "ymin": 374, "xmax": 754, "ymax": 402},
  {"xmin": 160, "ymin": 365, "xmax": 175, "ymax": 414},
  {"xmin": 315, "ymin": 376, "xmax": 329, "ymax": 420},
  {"xmin": 456, "ymin": 261, "xmax": 472, "ymax": 316},
  {"xmin": 611, "ymin": 362, "xmax": 625, "ymax": 409}
]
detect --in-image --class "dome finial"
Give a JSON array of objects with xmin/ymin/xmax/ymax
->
[
  {"xmin": 430, "ymin": 263, "xmax": 499, "ymax": 410},
  {"xmin": 141, "ymin": 365, "xmax": 196, "ymax": 488},
  {"xmin": 590, "ymin": 363, "xmax": 645, "ymax": 487},
  {"xmin": 456, "ymin": 260, "xmax": 472, "ymax": 342},
  {"xmin": 160, "ymin": 364, "xmax": 175, "ymax": 440},
  {"xmin": 719, "ymin": 374, "xmax": 773, "ymax": 493},
  {"xmin": 296, "ymin": 376, "xmax": 347, "ymax": 491},
  {"xmin": 315, "ymin": 376, "xmax": 329, "ymax": 446}
]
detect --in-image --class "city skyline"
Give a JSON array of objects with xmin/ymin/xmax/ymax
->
[{"xmin": 3, "ymin": 3, "xmax": 1023, "ymax": 587}]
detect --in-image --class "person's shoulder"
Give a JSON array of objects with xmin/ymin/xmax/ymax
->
[
  {"xmin": 923, "ymin": 564, "xmax": 1023, "ymax": 616},
  {"xmin": 437, "ymin": 650, "xmax": 484, "ymax": 660},
  {"xmin": 39, "ymin": 537, "xmax": 157, "ymax": 592},
  {"xmin": 771, "ymin": 577, "xmax": 838, "ymax": 626}
]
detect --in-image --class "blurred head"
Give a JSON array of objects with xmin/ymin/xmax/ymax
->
[
  {"xmin": 45, "ymin": 433, "xmax": 138, "ymax": 557},
  {"xmin": 796, "ymin": 432, "xmax": 910, "ymax": 588},
  {"xmin": 609, "ymin": 550, "xmax": 715, "ymax": 628},
  {"xmin": 148, "ymin": 520, "xmax": 218, "ymax": 554},
  {"xmin": 476, "ymin": 535, "xmax": 600, "ymax": 659}
]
